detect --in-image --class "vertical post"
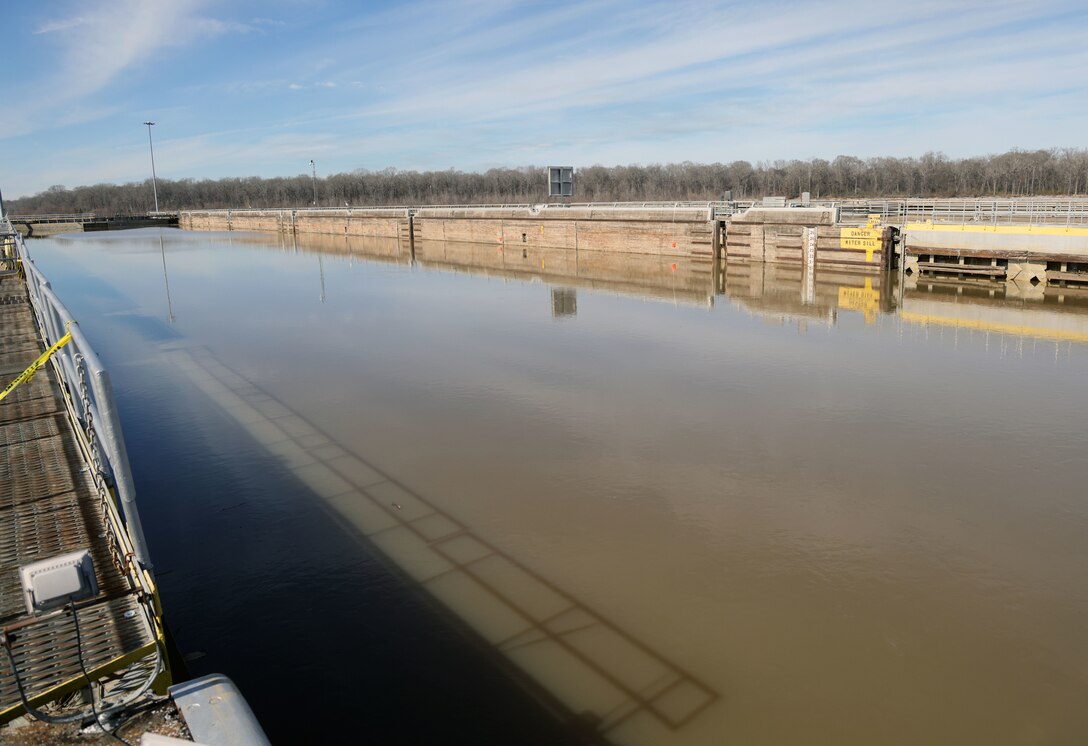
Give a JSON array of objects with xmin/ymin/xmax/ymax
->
[
  {"xmin": 310, "ymin": 160, "xmax": 317, "ymax": 206},
  {"xmin": 898, "ymin": 227, "xmax": 908, "ymax": 306},
  {"xmin": 880, "ymin": 226, "xmax": 895, "ymax": 272},
  {"xmin": 710, "ymin": 215, "xmax": 722, "ymax": 296},
  {"xmin": 143, "ymin": 122, "xmax": 159, "ymax": 212},
  {"xmin": 802, "ymin": 226, "xmax": 817, "ymax": 305},
  {"xmin": 711, "ymin": 214, "xmax": 721, "ymax": 263},
  {"xmin": 408, "ymin": 211, "xmax": 416, "ymax": 264}
]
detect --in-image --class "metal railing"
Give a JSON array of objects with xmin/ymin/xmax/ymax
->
[
  {"xmin": 821, "ymin": 198, "xmax": 1088, "ymax": 226},
  {"xmin": 6, "ymin": 220, "xmax": 152, "ymax": 570},
  {"xmin": 178, "ymin": 197, "xmax": 1088, "ymax": 226},
  {"xmin": 8, "ymin": 213, "xmax": 97, "ymax": 224},
  {"xmin": 180, "ymin": 201, "xmax": 744, "ymax": 216}
]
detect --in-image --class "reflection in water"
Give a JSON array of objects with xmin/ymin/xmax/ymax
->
[
  {"xmin": 159, "ymin": 233, "xmax": 175, "ymax": 323},
  {"xmin": 552, "ymin": 288, "xmax": 577, "ymax": 319},
  {"xmin": 717, "ymin": 255, "xmax": 1088, "ymax": 354},
  {"xmin": 32, "ymin": 228, "xmax": 1088, "ymax": 745}
]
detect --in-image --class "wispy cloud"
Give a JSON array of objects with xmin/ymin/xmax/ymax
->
[
  {"xmin": 5, "ymin": 0, "xmax": 257, "ymax": 139},
  {"xmin": 192, "ymin": 17, "xmax": 263, "ymax": 35},
  {"xmin": 4, "ymin": 0, "xmax": 1087, "ymax": 196},
  {"xmin": 34, "ymin": 15, "xmax": 92, "ymax": 34}
]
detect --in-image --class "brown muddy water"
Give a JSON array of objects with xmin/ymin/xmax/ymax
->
[{"xmin": 26, "ymin": 228, "xmax": 1088, "ymax": 745}]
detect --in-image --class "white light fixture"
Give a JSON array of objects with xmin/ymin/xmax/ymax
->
[{"xmin": 19, "ymin": 550, "xmax": 98, "ymax": 615}]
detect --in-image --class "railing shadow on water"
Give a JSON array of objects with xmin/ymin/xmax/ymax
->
[{"xmin": 159, "ymin": 341, "xmax": 721, "ymax": 744}]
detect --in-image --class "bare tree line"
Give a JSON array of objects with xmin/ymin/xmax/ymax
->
[{"xmin": 9, "ymin": 148, "xmax": 1088, "ymax": 216}]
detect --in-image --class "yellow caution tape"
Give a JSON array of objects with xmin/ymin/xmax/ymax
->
[{"xmin": 0, "ymin": 330, "xmax": 72, "ymax": 403}]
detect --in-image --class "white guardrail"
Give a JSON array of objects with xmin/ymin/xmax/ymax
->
[{"xmin": 4, "ymin": 219, "xmax": 152, "ymax": 569}]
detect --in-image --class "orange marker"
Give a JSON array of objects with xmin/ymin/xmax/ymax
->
[
  {"xmin": 671, "ymin": 241, "xmax": 677, "ymax": 248},
  {"xmin": 671, "ymin": 263, "xmax": 677, "ymax": 271}
]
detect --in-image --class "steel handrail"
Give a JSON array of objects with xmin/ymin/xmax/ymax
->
[{"xmin": 6, "ymin": 220, "xmax": 152, "ymax": 570}]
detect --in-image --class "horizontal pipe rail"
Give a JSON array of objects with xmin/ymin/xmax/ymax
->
[
  {"xmin": 179, "ymin": 197, "xmax": 1088, "ymax": 225},
  {"xmin": 5, "ymin": 219, "xmax": 152, "ymax": 570}
]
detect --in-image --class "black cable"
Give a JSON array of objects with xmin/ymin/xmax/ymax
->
[
  {"xmin": 70, "ymin": 603, "xmax": 133, "ymax": 746},
  {"xmin": 2, "ymin": 630, "xmax": 85, "ymax": 724},
  {"xmin": 2, "ymin": 597, "xmax": 163, "ymax": 734}
]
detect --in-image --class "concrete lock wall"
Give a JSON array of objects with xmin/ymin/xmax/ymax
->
[
  {"xmin": 180, "ymin": 209, "xmax": 405, "ymax": 238},
  {"xmin": 181, "ymin": 205, "xmax": 1088, "ymax": 279},
  {"xmin": 179, "ymin": 207, "xmax": 716, "ymax": 258}
]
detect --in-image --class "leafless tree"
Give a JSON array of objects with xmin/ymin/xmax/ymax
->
[{"xmin": 9, "ymin": 148, "xmax": 1088, "ymax": 215}]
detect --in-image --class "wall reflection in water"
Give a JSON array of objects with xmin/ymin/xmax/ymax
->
[{"xmin": 275, "ymin": 229, "xmax": 1088, "ymax": 354}]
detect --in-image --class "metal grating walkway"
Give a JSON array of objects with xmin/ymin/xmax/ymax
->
[{"xmin": 0, "ymin": 273, "xmax": 156, "ymax": 721}]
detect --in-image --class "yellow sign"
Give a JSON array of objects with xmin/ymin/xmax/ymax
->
[
  {"xmin": 840, "ymin": 227, "xmax": 882, "ymax": 240},
  {"xmin": 837, "ymin": 278, "xmax": 879, "ymax": 324},
  {"xmin": 839, "ymin": 227, "xmax": 882, "ymax": 261},
  {"xmin": 866, "ymin": 214, "xmax": 882, "ymax": 227}
]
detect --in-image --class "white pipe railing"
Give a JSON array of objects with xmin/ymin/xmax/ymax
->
[{"xmin": 6, "ymin": 220, "xmax": 152, "ymax": 569}]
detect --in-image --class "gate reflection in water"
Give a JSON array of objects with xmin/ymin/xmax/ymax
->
[{"xmin": 28, "ymin": 228, "xmax": 1088, "ymax": 746}]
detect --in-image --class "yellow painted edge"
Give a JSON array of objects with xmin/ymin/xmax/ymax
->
[
  {"xmin": 900, "ymin": 310, "xmax": 1088, "ymax": 343},
  {"xmin": 903, "ymin": 223, "xmax": 1088, "ymax": 237}
]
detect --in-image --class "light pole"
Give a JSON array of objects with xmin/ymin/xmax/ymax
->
[
  {"xmin": 310, "ymin": 159, "xmax": 317, "ymax": 206},
  {"xmin": 143, "ymin": 121, "xmax": 159, "ymax": 212}
]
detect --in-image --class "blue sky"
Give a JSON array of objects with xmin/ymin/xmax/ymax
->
[{"xmin": 3, "ymin": 0, "xmax": 1087, "ymax": 198}]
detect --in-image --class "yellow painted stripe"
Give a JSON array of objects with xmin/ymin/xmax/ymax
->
[
  {"xmin": 900, "ymin": 310, "xmax": 1088, "ymax": 343},
  {"xmin": 903, "ymin": 223, "xmax": 1088, "ymax": 237},
  {"xmin": 0, "ymin": 639, "xmax": 159, "ymax": 721}
]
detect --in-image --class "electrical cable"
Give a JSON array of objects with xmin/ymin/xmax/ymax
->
[
  {"xmin": 70, "ymin": 602, "xmax": 133, "ymax": 746},
  {"xmin": 3, "ymin": 632, "xmax": 85, "ymax": 724}
]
